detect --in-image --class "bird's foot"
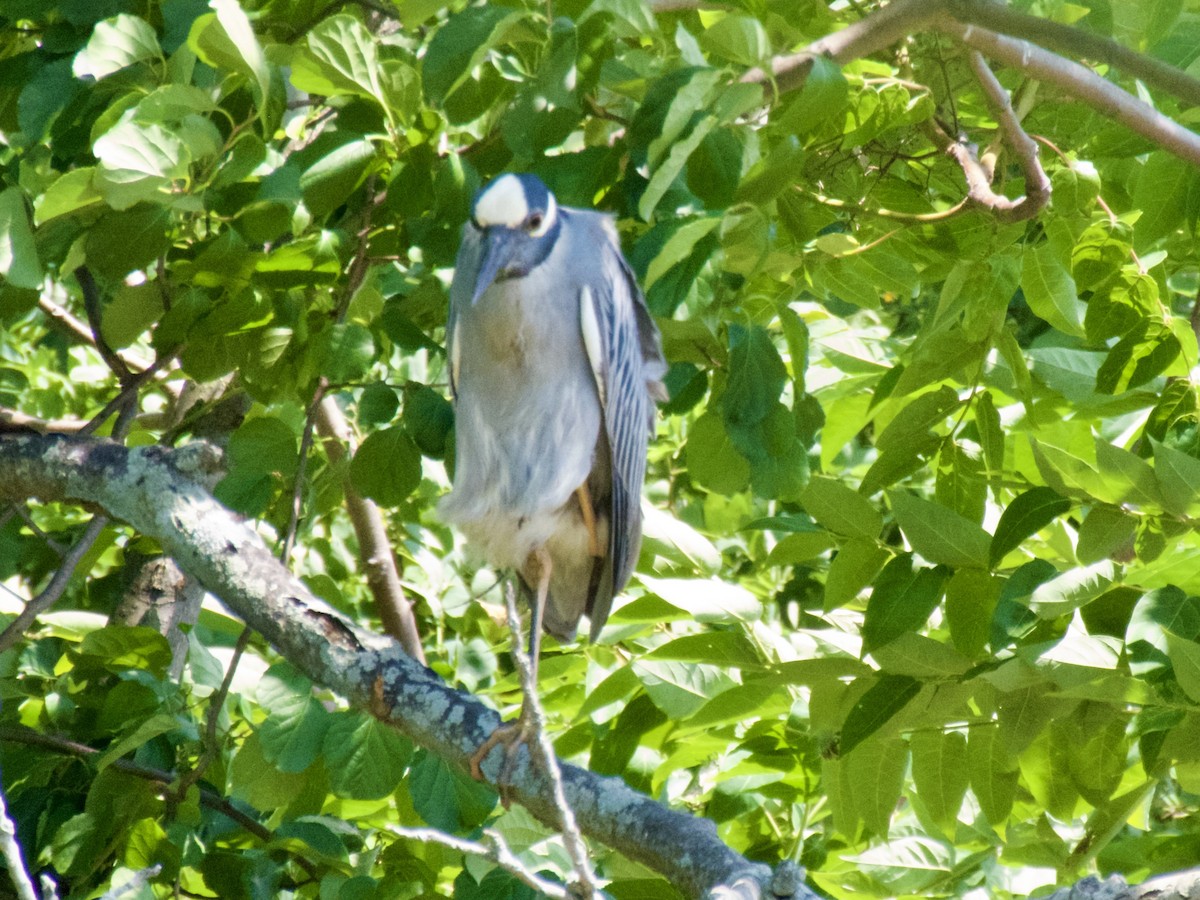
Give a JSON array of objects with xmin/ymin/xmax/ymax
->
[{"xmin": 470, "ymin": 713, "xmax": 535, "ymax": 801}]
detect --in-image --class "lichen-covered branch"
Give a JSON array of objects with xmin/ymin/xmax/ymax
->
[{"xmin": 0, "ymin": 433, "xmax": 793, "ymax": 900}]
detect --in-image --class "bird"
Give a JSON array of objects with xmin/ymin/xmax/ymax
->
[{"xmin": 438, "ymin": 173, "xmax": 666, "ymax": 775}]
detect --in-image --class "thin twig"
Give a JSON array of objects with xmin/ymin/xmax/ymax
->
[
  {"xmin": 0, "ymin": 775, "xmax": 39, "ymax": 900},
  {"xmin": 386, "ymin": 825, "xmax": 571, "ymax": 898},
  {"xmin": 802, "ymin": 187, "xmax": 970, "ymax": 222},
  {"xmin": 0, "ymin": 725, "xmax": 318, "ymax": 878},
  {"xmin": 0, "ymin": 516, "xmax": 110, "ymax": 654},
  {"xmin": 75, "ymin": 266, "xmax": 134, "ymax": 386},
  {"xmin": 502, "ymin": 582, "xmax": 597, "ymax": 899},
  {"xmin": 171, "ymin": 627, "xmax": 252, "ymax": 803},
  {"xmin": 77, "ymin": 354, "xmax": 175, "ymax": 438},
  {"xmin": 37, "ymin": 296, "xmax": 153, "ymax": 374},
  {"xmin": 284, "ymin": 381, "xmax": 328, "ymax": 564}
]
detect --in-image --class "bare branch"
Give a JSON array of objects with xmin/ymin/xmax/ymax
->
[
  {"xmin": 743, "ymin": 0, "xmax": 947, "ymax": 93},
  {"xmin": 0, "ymin": 515, "xmax": 110, "ymax": 654},
  {"xmin": 947, "ymin": 0, "xmax": 1200, "ymax": 108},
  {"xmin": 939, "ymin": 21, "xmax": 1200, "ymax": 168},
  {"xmin": 386, "ymin": 825, "xmax": 572, "ymax": 899},
  {"xmin": 75, "ymin": 266, "xmax": 134, "ymax": 386},
  {"xmin": 963, "ymin": 50, "xmax": 1050, "ymax": 221},
  {"xmin": 316, "ymin": 398, "xmax": 426, "ymax": 662},
  {"xmin": 0, "ymin": 434, "xmax": 787, "ymax": 900}
]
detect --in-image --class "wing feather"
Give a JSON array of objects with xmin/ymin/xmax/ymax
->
[{"xmin": 578, "ymin": 213, "xmax": 664, "ymax": 638}]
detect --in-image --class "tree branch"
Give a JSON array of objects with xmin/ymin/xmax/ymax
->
[
  {"xmin": 939, "ymin": 21, "xmax": 1200, "ymax": 168},
  {"xmin": 947, "ymin": 0, "xmax": 1200, "ymax": 108},
  {"xmin": 0, "ymin": 516, "xmax": 110, "ymax": 654},
  {"xmin": 742, "ymin": 0, "xmax": 947, "ymax": 93},
  {"xmin": 315, "ymin": 398, "xmax": 426, "ymax": 662},
  {"xmin": 0, "ymin": 434, "xmax": 794, "ymax": 900}
]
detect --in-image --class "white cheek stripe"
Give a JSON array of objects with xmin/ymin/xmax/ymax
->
[
  {"xmin": 580, "ymin": 285, "xmax": 606, "ymax": 406},
  {"xmin": 474, "ymin": 174, "xmax": 529, "ymax": 228},
  {"xmin": 530, "ymin": 193, "xmax": 557, "ymax": 236}
]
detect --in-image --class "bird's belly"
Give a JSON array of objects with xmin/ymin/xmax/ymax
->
[{"xmin": 439, "ymin": 283, "xmax": 603, "ymax": 571}]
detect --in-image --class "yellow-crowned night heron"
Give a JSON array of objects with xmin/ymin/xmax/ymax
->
[{"xmin": 439, "ymin": 174, "xmax": 665, "ymax": 771}]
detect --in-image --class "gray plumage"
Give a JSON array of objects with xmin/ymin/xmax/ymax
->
[{"xmin": 439, "ymin": 174, "xmax": 665, "ymax": 642}]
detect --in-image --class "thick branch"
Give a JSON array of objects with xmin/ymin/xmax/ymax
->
[
  {"xmin": 0, "ymin": 434, "xmax": 788, "ymax": 900},
  {"xmin": 940, "ymin": 22, "xmax": 1200, "ymax": 168},
  {"xmin": 743, "ymin": 0, "xmax": 947, "ymax": 93},
  {"xmin": 948, "ymin": 0, "xmax": 1200, "ymax": 108}
]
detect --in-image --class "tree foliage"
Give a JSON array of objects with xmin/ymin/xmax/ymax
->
[{"xmin": 2, "ymin": 0, "xmax": 1200, "ymax": 897}]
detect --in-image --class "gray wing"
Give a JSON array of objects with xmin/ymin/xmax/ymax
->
[
  {"xmin": 446, "ymin": 223, "xmax": 485, "ymax": 401},
  {"xmin": 576, "ymin": 212, "xmax": 665, "ymax": 637}
]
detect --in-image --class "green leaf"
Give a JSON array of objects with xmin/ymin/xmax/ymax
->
[
  {"xmin": 825, "ymin": 540, "xmax": 890, "ymax": 611},
  {"xmin": 410, "ymin": 750, "xmax": 497, "ymax": 831},
  {"xmin": 644, "ymin": 216, "xmax": 721, "ymax": 292},
  {"xmin": 189, "ymin": 0, "xmax": 272, "ymax": 116},
  {"xmin": 775, "ymin": 55, "xmax": 848, "ymax": 135},
  {"xmin": 888, "ymin": 491, "xmax": 992, "ymax": 568},
  {"xmin": 633, "ymin": 658, "xmax": 737, "ymax": 718},
  {"xmin": 403, "ymin": 385, "xmax": 454, "ymax": 459},
  {"xmin": 226, "ymin": 417, "xmax": 298, "ymax": 477},
  {"xmin": 350, "ymin": 426, "xmax": 422, "ymax": 506},
  {"xmin": 258, "ymin": 664, "xmax": 330, "ymax": 773},
  {"xmin": 79, "ymin": 626, "xmax": 173, "ymax": 676},
  {"xmin": 875, "ymin": 386, "xmax": 960, "ymax": 453},
  {"xmin": 722, "ymin": 325, "xmax": 786, "ymax": 428},
  {"xmin": 863, "ymin": 555, "xmax": 947, "ymax": 652},
  {"xmin": 640, "ymin": 576, "xmax": 761, "ymax": 623},
  {"xmin": 849, "ymin": 736, "xmax": 908, "ymax": 836},
  {"xmin": 989, "ymin": 487, "xmax": 1071, "ymax": 568},
  {"xmin": 801, "ymin": 476, "xmax": 882, "ymax": 541},
  {"xmin": 1021, "ymin": 721, "xmax": 1080, "ymax": 820},
  {"xmin": 1095, "ymin": 320, "xmax": 1181, "ymax": 395},
  {"xmin": 967, "ymin": 725, "xmax": 1018, "ymax": 825},
  {"xmin": 644, "ymin": 631, "xmax": 763, "ymax": 668},
  {"xmin": 422, "ymin": 6, "xmax": 526, "ymax": 104},
  {"xmin": 1021, "ymin": 242, "xmax": 1084, "ymax": 337},
  {"xmin": 1151, "ymin": 437, "xmax": 1200, "ymax": 516},
  {"xmin": 0, "ymin": 188, "xmax": 42, "ymax": 289},
  {"xmin": 300, "ymin": 138, "xmax": 378, "ymax": 219},
  {"xmin": 697, "ymin": 15, "xmax": 769, "ymax": 66},
  {"xmin": 685, "ymin": 411, "xmax": 751, "ymax": 495},
  {"xmin": 324, "ymin": 712, "xmax": 412, "ymax": 799},
  {"xmin": 910, "ymin": 730, "xmax": 968, "ymax": 837},
  {"xmin": 93, "ymin": 115, "xmax": 191, "ymax": 209},
  {"xmin": 840, "ymin": 675, "xmax": 920, "ymax": 756},
  {"xmin": 1028, "ymin": 561, "xmax": 1115, "ymax": 619},
  {"xmin": 103, "ymin": 282, "xmax": 164, "ymax": 349},
  {"xmin": 73, "ymin": 13, "xmax": 162, "ymax": 79},
  {"xmin": 316, "ymin": 322, "xmax": 375, "ymax": 384},
  {"xmin": 1076, "ymin": 505, "xmax": 1136, "ymax": 564},
  {"xmin": 1131, "ymin": 151, "xmax": 1191, "ymax": 249}
]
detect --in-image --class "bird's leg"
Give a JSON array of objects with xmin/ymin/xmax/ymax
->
[
  {"xmin": 575, "ymin": 484, "xmax": 602, "ymax": 558},
  {"xmin": 469, "ymin": 547, "xmax": 552, "ymax": 785}
]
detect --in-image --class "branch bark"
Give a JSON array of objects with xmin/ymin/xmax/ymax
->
[
  {"xmin": 0, "ymin": 433, "xmax": 792, "ymax": 900},
  {"xmin": 742, "ymin": 0, "xmax": 1200, "ymax": 168}
]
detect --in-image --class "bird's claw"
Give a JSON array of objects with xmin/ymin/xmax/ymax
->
[{"xmin": 470, "ymin": 715, "xmax": 535, "ymax": 802}]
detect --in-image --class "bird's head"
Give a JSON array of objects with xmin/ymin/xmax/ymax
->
[{"xmin": 467, "ymin": 173, "xmax": 560, "ymax": 305}]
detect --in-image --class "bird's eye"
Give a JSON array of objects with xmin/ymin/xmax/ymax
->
[{"xmin": 527, "ymin": 214, "xmax": 543, "ymax": 232}]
